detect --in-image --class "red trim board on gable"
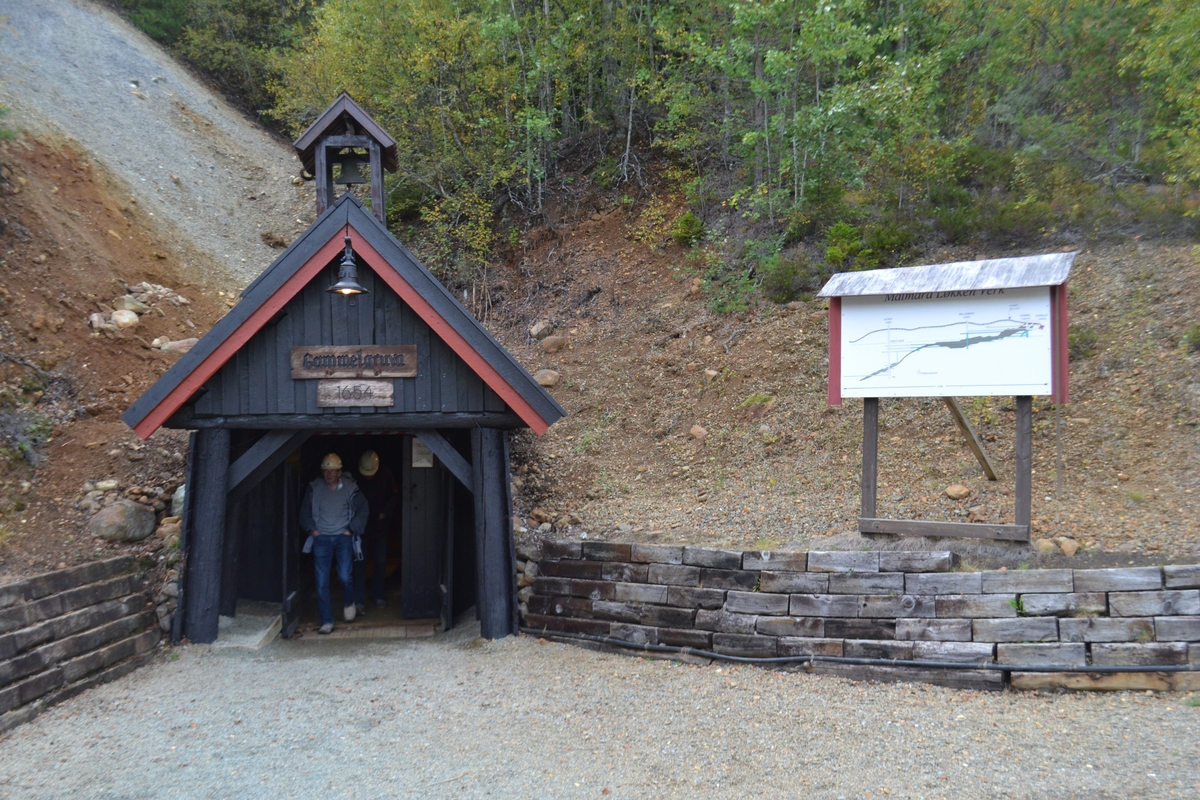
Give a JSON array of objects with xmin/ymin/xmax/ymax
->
[
  {"xmin": 348, "ymin": 230, "xmax": 552, "ymax": 434},
  {"xmin": 132, "ymin": 235, "xmax": 345, "ymax": 438},
  {"xmin": 132, "ymin": 227, "xmax": 552, "ymax": 438}
]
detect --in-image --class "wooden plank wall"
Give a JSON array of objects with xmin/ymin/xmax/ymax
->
[
  {"xmin": 193, "ymin": 261, "xmax": 507, "ymax": 418},
  {"xmin": 401, "ymin": 435, "xmax": 446, "ymax": 618}
]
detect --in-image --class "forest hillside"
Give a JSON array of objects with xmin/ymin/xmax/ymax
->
[{"xmin": 0, "ymin": 0, "xmax": 1194, "ymax": 583}]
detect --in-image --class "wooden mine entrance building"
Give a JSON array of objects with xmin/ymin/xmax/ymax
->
[{"xmin": 122, "ymin": 95, "xmax": 565, "ymax": 643}]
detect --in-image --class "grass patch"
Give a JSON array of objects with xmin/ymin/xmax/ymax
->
[{"xmin": 1183, "ymin": 323, "xmax": 1200, "ymax": 353}]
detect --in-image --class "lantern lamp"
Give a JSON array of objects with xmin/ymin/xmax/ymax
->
[{"xmin": 328, "ymin": 235, "xmax": 369, "ymax": 296}]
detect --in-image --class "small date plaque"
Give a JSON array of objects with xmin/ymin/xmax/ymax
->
[{"xmin": 316, "ymin": 379, "xmax": 395, "ymax": 407}]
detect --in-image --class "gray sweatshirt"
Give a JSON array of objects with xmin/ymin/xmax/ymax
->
[{"xmin": 299, "ymin": 473, "xmax": 369, "ymax": 537}]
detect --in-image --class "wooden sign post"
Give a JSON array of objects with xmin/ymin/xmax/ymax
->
[{"xmin": 819, "ymin": 253, "xmax": 1074, "ymax": 542}]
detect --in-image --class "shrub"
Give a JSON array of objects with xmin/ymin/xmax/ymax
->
[
  {"xmin": 825, "ymin": 221, "xmax": 862, "ymax": 254},
  {"xmin": 760, "ymin": 251, "xmax": 825, "ymax": 304},
  {"xmin": 1183, "ymin": 323, "xmax": 1200, "ymax": 353},
  {"xmin": 864, "ymin": 220, "xmax": 914, "ymax": 261},
  {"xmin": 670, "ymin": 211, "xmax": 704, "ymax": 246},
  {"xmin": 593, "ymin": 155, "xmax": 619, "ymax": 189},
  {"xmin": 1068, "ymin": 326, "xmax": 1100, "ymax": 360}
]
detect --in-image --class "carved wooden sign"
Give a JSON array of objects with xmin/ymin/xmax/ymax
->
[
  {"xmin": 291, "ymin": 345, "xmax": 417, "ymax": 379},
  {"xmin": 316, "ymin": 379, "xmax": 394, "ymax": 407}
]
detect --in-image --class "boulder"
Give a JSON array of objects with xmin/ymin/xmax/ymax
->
[
  {"xmin": 171, "ymin": 484, "xmax": 186, "ymax": 518},
  {"xmin": 1032, "ymin": 538, "xmax": 1058, "ymax": 556},
  {"xmin": 155, "ymin": 522, "xmax": 182, "ymax": 540},
  {"xmin": 944, "ymin": 484, "xmax": 971, "ymax": 500},
  {"xmin": 541, "ymin": 335, "xmax": 568, "ymax": 354},
  {"xmin": 111, "ymin": 309, "xmax": 139, "ymax": 328},
  {"xmin": 160, "ymin": 338, "xmax": 199, "ymax": 354},
  {"xmin": 113, "ymin": 295, "xmax": 151, "ymax": 314},
  {"xmin": 533, "ymin": 369, "xmax": 560, "ymax": 387},
  {"xmin": 529, "ymin": 319, "xmax": 554, "ymax": 339},
  {"xmin": 88, "ymin": 499, "xmax": 156, "ymax": 542}
]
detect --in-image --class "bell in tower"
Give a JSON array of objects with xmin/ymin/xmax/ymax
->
[{"xmin": 292, "ymin": 93, "xmax": 399, "ymax": 223}]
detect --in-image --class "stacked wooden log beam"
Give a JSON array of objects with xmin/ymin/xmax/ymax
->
[
  {"xmin": 521, "ymin": 543, "xmax": 1200, "ymax": 691},
  {"xmin": 0, "ymin": 557, "xmax": 159, "ymax": 732}
]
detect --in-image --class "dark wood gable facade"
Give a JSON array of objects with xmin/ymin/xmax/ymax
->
[
  {"xmin": 123, "ymin": 127, "xmax": 564, "ymax": 645},
  {"xmin": 186, "ymin": 239, "xmax": 511, "ymax": 424}
]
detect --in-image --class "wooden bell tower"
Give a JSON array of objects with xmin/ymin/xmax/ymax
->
[{"xmin": 292, "ymin": 92, "xmax": 399, "ymax": 222}]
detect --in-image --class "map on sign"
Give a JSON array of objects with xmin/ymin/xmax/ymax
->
[{"xmin": 840, "ymin": 286, "xmax": 1052, "ymax": 397}]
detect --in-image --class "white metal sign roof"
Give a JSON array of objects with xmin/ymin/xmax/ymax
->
[{"xmin": 818, "ymin": 252, "xmax": 1075, "ymax": 297}]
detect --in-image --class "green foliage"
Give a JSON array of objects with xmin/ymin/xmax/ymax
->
[
  {"xmin": 140, "ymin": 0, "xmax": 1200, "ymax": 281},
  {"xmin": 1182, "ymin": 324, "xmax": 1200, "ymax": 353},
  {"xmin": 760, "ymin": 251, "xmax": 824, "ymax": 304},
  {"xmin": 825, "ymin": 222, "xmax": 862, "ymax": 258},
  {"xmin": 670, "ymin": 211, "xmax": 704, "ymax": 246},
  {"xmin": 0, "ymin": 106, "xmax": 16, "ymax": 143},
  {"xmin": 1068, "ymin": 327, "xmax": 1100, "ymax": 360},
  {"xmin": 115, "ymin": 0, "xmax": 187, "ymax": 43}
]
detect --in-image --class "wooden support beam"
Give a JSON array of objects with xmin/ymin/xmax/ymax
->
[
  {"xmin": 165, "ymin": 410, "xmax": 526, "ymax": 431},
  {"xmin": 862, "ymin": 398, "xmax": 878, "ymax": 519},
  {"xmin": 472, "ymin": 428, "xmax": 516, "ymax": 639},
  {"xmin": 368, "ymin": 141, "xmax": 384, "ymax": 223},
  {"xmin": 1015, "ymin": 396, "xmax": 1033, "ymax": 531},
  {"xmin": 182, "ymin": 428, "xmax": 230, "ymax": 644},
  {"xmin": 942, "ymin": 397, "xmax": 998, "ymax": 481},
  {"xmin": 315, "ymin": 141, "xmax": 330, "ymax": 215},
  {"xmin": 171, "ymin": 431, "xmax": 198, "ymax": 645},
  {"xmin": 859, "ymin": 517, "xmax": 1030, "ymax": 542},
  {"xmin": 226, "ymin": 430, "xmax": 312, "ymax": 504},
  {"xmin": 323, "ymin": 134, "xmax": 373, "ymax": 149},
  {"xmin": 415, "ymin": 430, "xmax": 473, "ymax": 493}
]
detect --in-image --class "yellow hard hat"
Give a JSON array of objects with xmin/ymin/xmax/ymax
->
[
  {"xmin": 358, "ymin": 450, "xmax": 379, "ymax": 477},
  {"xmin": 320, "ymin": 453, "xmax": 343, "ymax": 471}
]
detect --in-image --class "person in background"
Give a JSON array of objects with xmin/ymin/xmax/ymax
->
[
  {"xmin": 300, "ymin": 453, "xmax": 368, "ymax": 634},
  {"xmin": 354, "ymin": 450, "xmax": 399, "ymax": 611}
]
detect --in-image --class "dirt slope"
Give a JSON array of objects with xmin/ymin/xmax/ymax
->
[
  {"xmin": 0, "ymin": 2, "xmax": 1196, "ymax": 584},
  {"xmin": 496, "ymin": 181, "xmax": 1200, "ymax": 565},
  {"xmin": 0, "ymin": 137, "xmax": 225, "ymax": 582},
  {"xmin": 0, "ymin": 0, "xmax": 311, "ymax": 286}
]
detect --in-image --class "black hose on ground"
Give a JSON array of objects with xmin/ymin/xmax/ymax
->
[{"xmin": 519, "ymin": 626, "xmax": 1200, "ymax": 674}]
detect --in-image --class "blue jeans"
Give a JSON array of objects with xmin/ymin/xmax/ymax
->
[
  {"xmin": 312, "ymin": 534, "xmax": 354, "ymax": 626},
  {"xmin": 353, "ymin": 528, "xmax": 389, "ymax": 606}
]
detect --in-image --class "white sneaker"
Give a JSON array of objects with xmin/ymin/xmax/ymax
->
[
  {"xmin": 343, "ymin": 604, "xmax": 357, "ymax": 622},
  {"xmin": 318, "ymin": 623, "xmax": 334, "ymax": 635}
]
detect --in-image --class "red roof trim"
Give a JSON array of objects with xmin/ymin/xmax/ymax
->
[
  {"xmin": 132, "ymin": 235, "xmax": 346, "ymax": 438},
  {"xmin": 347, "ymin": 229, "xmax": 552, "ymax": 434},
  {"xmin": 133, "ymin": 225, "xmax": 551, "ymax": 438}
]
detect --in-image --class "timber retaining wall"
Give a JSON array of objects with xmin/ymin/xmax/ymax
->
[
  {"xmin": 0, "ymin": 556, "xmax": 160, "ymax": 732},
  {"xmin": 518, "ymin": 542, "xmax": 1200, "ymax": 691}
]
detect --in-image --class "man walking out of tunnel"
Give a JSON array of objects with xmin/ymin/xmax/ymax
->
[
  {"xmin": 300, "ymin": 453, "xmax": 369, "ymax": 634},
  {"xmin": 354, "ymin": 450, "xmax": 399, "ymax": 613}
]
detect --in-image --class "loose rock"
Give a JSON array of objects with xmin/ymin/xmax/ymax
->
[
  {"xmin": 944, "ymin": 484, "xmax": 971, "ymax": 500},
  {"xmin": 160, "ymin": 338, "xmax": 199, "ymax": 354},
  {"xmin": 1032, "ymin": 538, "xmax": 1058, "ymax": 556},
  {"xmin": 533, "ymin": 369, "xmax": 560, "ymax": 387},
  {"xmin": 87, "ymin": 499, "xmax": 156, "ymax": 542},
  {"xmin": 111, "ymin": 309, "xmax": 139, "ymax": 328},
  {"xmin": 689, "ymin": 424, "xmax": 708, "ymax": 441},
  {"xmin": 541, "ymin": 335, "xmax": 568, "ymax": 354}
]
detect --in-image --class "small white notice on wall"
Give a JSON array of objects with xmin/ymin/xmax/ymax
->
[
  {"xmin": 840, "ymin": 286, "xmax": 1053, "ymax": 397},
  {"xmin": 411, "ymin": 438, "xmax": 434, "ymax": 468}
]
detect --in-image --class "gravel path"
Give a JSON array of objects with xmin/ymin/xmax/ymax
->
[
  {"xmin": 0, "ymin": 626, "xmax": 1196, "ymax": 799},
  {"xmin": 0, "ymin": 0, "xmax": 310, "ymax": 287}
]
